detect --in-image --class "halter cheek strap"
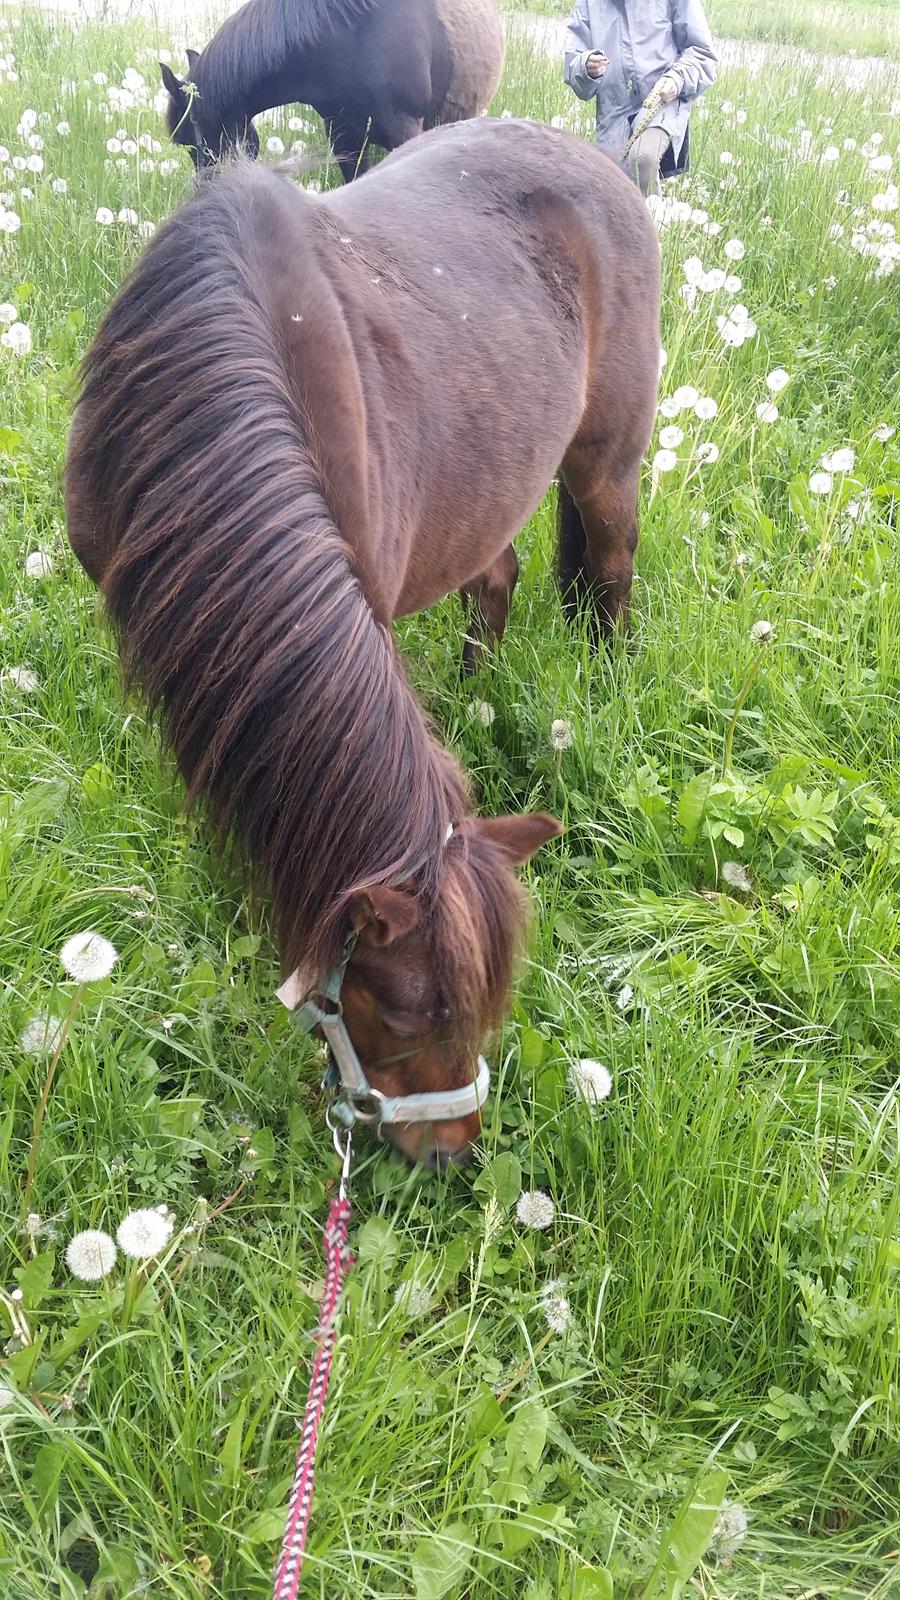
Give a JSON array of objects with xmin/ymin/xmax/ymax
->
[{"xmin": 276, "ymin": 826, "xmax": 491, "ymax": 1128}]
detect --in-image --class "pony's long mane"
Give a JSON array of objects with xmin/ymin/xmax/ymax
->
[
  {"xmin": 66, "ymin": 165, "xmax": 524, "ymax": 1036},
  {"xmin": 196, "ymin": 0, "xmax": 378, "ymax": 113}
]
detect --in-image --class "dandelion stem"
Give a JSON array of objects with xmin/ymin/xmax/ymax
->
[
  {"xmin": 721, "ymin": 647, "xmax": 767, "ymax": 776},
  {"xmin": 23, "ymin": 983, "xmax": 83, "ymax": 1214},
  {"xmin": 496, "ymin": 1327, "xmax": 555, "ymax": 1405}
]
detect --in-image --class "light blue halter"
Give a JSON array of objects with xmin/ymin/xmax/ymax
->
[{"xmin": 277, "ymin": 829, "xmax": 491, "ymax": 1129}]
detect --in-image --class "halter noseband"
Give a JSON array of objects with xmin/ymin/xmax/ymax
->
[{"xmin": 275, "ymin": 827, "xmax": 491, "ymax": 1130}]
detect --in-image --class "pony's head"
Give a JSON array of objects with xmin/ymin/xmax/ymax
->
[
  {"xmin": 160, "ymin": 56, "xmax": 259, "ymax": 168},
  {"xmin": 322, "ymin": 812, "xmax": 561, "ymax": 1166}
]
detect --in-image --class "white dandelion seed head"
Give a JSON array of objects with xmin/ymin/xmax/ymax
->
[
  {"xmin": 266, "ymin": 135, "xmax": 285, "ymax": 155},
  {"xmin": 51, "ymin": 176, "xmax": 67, "ymax": 193},
  {"xmin": 710, "ymin": 1500, "xmax": 750, "ymax": 1559},
  {"xmin": 673, "ymin": 384, "xmax": 700, "ymax": 408},
  {"xmin": 821, "ymin": 447, "xmax": 855, "ymax": 473},
  {"xmin": 116, "ymin": 1207, "xmax": 174, "ymax": 1260},
  {"xmin": 59, "ymin": 930, "xmax": 118, "ymax": 983},
  {"xmin": 723, "ymin": 273, "xmax": 742, "ymax": 293},
  {"xmin": 570, "ymin": 1058, "xmax": 612, "ymax": 1105},
  {"xmin": 721, "ymin": 860, "xmax": 752, "ymax": 892},
  {"xmin": 550, "ymin": 718, "xmax": 574, "ymax": 752},
  {"xmin": 117, "ymin": 206, "xmax": 138, "ymax": 225},
  {"xmin": 697, "ymin": 441, "xmax": 720, "ymax": 464},
  {"xmin": 658, "ymin": 424, "xmax": 684, "ymax": 449},
  {"xmin": 65, "ymin": 1228, "xmax": 118, "ymax": 1281},
  {"xmin": 682, "ymin": 254, "xmax": 705, "ymax": 285},
  {"xmin": 516, "ymin": 1189, "xmax": 555, "ymax": 1231},
  {"xmin": 474, "ymin": 700, "xmax": 495, "ymax": 727},
  {"xmin": 874, "ymin": 423, "xmax": 895, "ymax": 442},
  {"xmin": 653, "ymin": 448, "xmax": 678, "ymax": 474},
  {"xmin": 25, "ymin": 1212, "xmax": 43, "ymax": 1239},
  {"xmin": 719, "ymin": 150, "xmax": 733, "ymax": 165},
  {"xmin": 95, "ymin": 206, "xmax": 114, "ymax": 225},
  {"xmin": 393, "ymin": 1279, "xmax": 431, "ymax": 1318},
  {"xmin": 2, "ymin": 664, "xmax": 39, "ymax": 692},
  {"xmin": 724, "ymin": 237, "xmax": 745, "ymax": 260},
  {"xmin": 694, "ymin": 396, "xmax": 718, "ymax": 420},
  {"xmin": 821, "ymin": 145, "xmax": 840, "ymax": 164},
  {"xmin": 756, "ymin": 401, "xmax": 778, "ymax": 423},
  {"xmin": 658, "ymin": 396, "xmax": 681, "ymax": 419},
  {"xmin": 765, "ymin": 367, "xmax": 790, "ymax": 394},
  {"xmin": 25, "ymin": 153, "xmax": 43, "ymax": 173},
  {"xmin": 809, "ymin": 470, "xmax": 834, "ymax": 495},
  {"xmin": 56, "ymin": 120, "xmax": 70, "ymax": 135},
  {"xmin": 749, "ymin": 619, "xmax": 774, "ymax": 645},
  {"xmin": 0, "ymin": 300, "xmax": 17, "ymax": 324},
  {"xmin": 24, "ymin": 548, "xmax": 53, "ymax": 579},
  {"xmin": 20, "ymin": 1012, "xmax": 63, "ymax": 1055},
  {"xmin": 0, "ymin": 209, "xmax": 22, "ymax": 234},
  {"xmin": 542, "ymin": 1290, "xmax": 573, "ymax": 1334},
  {"xmin": 1, "ymin": 321, "xmax": 31, "ymax": 355}
]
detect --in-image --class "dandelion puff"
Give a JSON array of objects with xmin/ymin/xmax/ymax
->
[
  {"xmin": 0, "ymin": 300, "xmax": 17, "ymax": 324},
  {"xmin": 1, "ymin": 665, "xmax": 39, "ymax": 692},
  {"xmin": 659, "ymin": 424, "xmax": 684, "ymax": 449},
  {"xmin": 540, "ymin": 1285, "xmax": 573, "ymax": 1334},
  {"xmin": 59, "ymin": 930, "xmax": 118, "ymax": 983},
  {"xmin": 1, "ymin": 322, "xmax": 31, "ymax": 355},
  {"xmin": 673, "ymin": 384, "xmax": 699, "ymax": 408},
  {"xmin": 697, "ymin": 441, "xmax": 719, "ymax": 464},
  {"xmin": 709, "ymin": 1500, "xmax": 750, "ymax": 1561},
  {"xmin": 95, "ymin": 206, "xmax": 114, "ymax": 225},
  {"xmin": 516, "ymin": 1189, "xmax": 555, "ymax": 1231},
  {"xmin": 694, "ymin": 396, "xmax": 718, "ymax": 420},
  {"xmin": 51, "ymin": 176, "xmax": 67, "ymax": 194},
  {"xmin": 570, "ymin": 1058, "xmax": 612, "ymax": 1105},
  {"xmin": 653, "ymin": 448, "xmax": 678, "ymax": 474},
  {"xmin": 474, "ymin": 700, "xmax": 495, "ymax": 727},
  {"xmin": 65, "ymin": 1228, "xmax": 117, "ymax": 1281},
  {"xmin": 550, "ymin": 718, "xmax": 574, "ymax": 752},
  {"xmin": 56, "ymin": 120, "xmax": 70, "ymax": 135},
  {"xmin": 658, "ymin": 396, "xmax": 681, "ymax": 419},
  {"xmin": 874, "ymin": 423, "xmax": 895, "ymax": 442},
  {"xmin": 0, "ymin": 210, "xmax": 22, "ymax": 234},
  {"xmin": 749, "ymin": 619, "xmax": 774, "ymax": 644},
  {"xmin": 393, "ymin": 1279, "xmax": 431, "ymax": 1318},
  {"xmin": 117, "ymin": 206, "xmax": 138, "ymax": 225},
  {"xmin": 266, "ymin": 135, "xmax": 285, "ymax": 155},
  {"xmin": 20, "ymin": 1012, "xmax": 63, "ymax": 1054},
  {"xmin": 766, "ymin": 367, "xmax": 790, "ymax": 394},
  {"xmin": 724, "ymin": 237, "xmax": 745, "ymax": 260},
  {"xmin": 809, "ymin": 470, "xmax": 833, "ymax": 495},
  {"xmin": 821, "ymin": 446, "xmax": 855, "ymax": 473},
  {"xmin": 24, "ymin": 548, "xmax": 53, "ymax": 579},
  {"xmin": 756, "ymin": 401, "xmax": 778, "ymax": 423},
  {"xmin": 116, "ymin": 1207, "xmax": 174, "ymax": 1260},
  {"xmin": 721, "ymin": 861, "xmax": 752, "ymax": 892}
]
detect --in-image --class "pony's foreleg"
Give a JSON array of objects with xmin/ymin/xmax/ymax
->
[
  {"xmin": 557, "ymin": 464, "xmax": 640, "ymax": 637},
  {"xmin": 460, "ymin": 543, "xmax": 518, "ymax": 675}
]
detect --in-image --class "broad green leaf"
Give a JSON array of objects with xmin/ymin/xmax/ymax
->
[
  {"xmin": 411, "ymin": 1522, "xmax": 472, "ymax": 1600},
  {"xmin": 14, "ymin": 1249, "xmax": 55, "ymax": 1307},
  {"xmin": 573, "ymin": 1565, "xmax": 614, "ymax": 1600},
  {"xmin": 156, "ymin": 1096, "xmax": 205, "ymax": 1138},
  {"xmin": 244, "ymin": 1508, "xmax": 287, "ymax": 1543},
  {"xmin": 89, "ymin": 1543, "xmax": 140, "ymax": 1596},
  {"xmin": 219, "ymin": 1395, "xmax": 248, "ymax": 1492},
  {"xmin": 356, "ymin": 1216, "xmax": 399, "ymax": 1268},
  {"xmin": 473, "ymin": 1151, "xmax": 521, "ymax": 1207},
  {"xmin": 469, "ymin": 1383, "xmax": 504, "ymax": 1440},
  {"xmin": 0, "ymin": 426, "xmax": 24, "ymax": 455},
  {"xmin": 498, "ymin": 1502, "xmax": 571, "ymax": 1557},
  {"xmin": 81, "ymin": 761, "xmax": 115, "ymax": 804},
  {"xmin": 676, "ymin": 771, "xmax": 714, "ymax": 846},
  {"xmin": 651, "ymin": 1467, "xmax": 728, "ymax": 1595},
  {"xmin": 7, "ymin": 1331, "xmax": 45, "ymax": 1388},
  {"xmin": 51, "ymin": 1311, "xmax": 108, "ymax": 1365},
  {"xmin": 519, "ymin": 1027, "xmax": 547, "ymax": 1072},
  {"xmin": 231, "ymin": 933, "xmax": 261, "ymax": 960},
  {"xmin": 506, "ymin": 1400, "xmax": 550, "ymax": 1479},
  {"xmin": 31, "ymin": 1441, "xmax": 65, "ymax": 1523}
]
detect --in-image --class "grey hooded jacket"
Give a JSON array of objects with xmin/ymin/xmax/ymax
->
[{"xmin": 564, "ymin": 0, "xmax": 717, "ymax": 169}]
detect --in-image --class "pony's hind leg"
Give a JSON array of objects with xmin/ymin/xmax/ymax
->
[
  {"xmin": 460, "ymin": 543, "xmax": 518, "ymax": 675},
  {"xmin": 557, "ymin": 457, "xmax": 640, "ymax": 637}
]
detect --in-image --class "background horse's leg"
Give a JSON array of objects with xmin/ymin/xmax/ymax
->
[
  {"xmin": 557, "ymin": 460, "xmax": 641, "ymax": 637},
  {"xmin": 324, "ymin": 114, "xmax": 372, "ymax": 182},
  {"xmin": 460, "ymin": 543, "xmax": 518, "ymax": 675}
]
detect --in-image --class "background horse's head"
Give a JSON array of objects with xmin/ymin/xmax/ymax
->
[
  {"xmin": 160, "ymin": 56, "xmax": 260, "ymax": 168},
  {"xmin": 331, "ymin": 812, "xmax": 561, "ymax": 1166}
]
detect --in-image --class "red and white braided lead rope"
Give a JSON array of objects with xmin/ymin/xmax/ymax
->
[{"xmin": 273, "ymin": 1191, "xmax": 354, "ymax": 1600}]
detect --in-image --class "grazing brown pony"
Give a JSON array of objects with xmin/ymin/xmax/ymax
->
[
  {"xmin": 65, "ymin": 118, "xmax": 660, "ymax": 1165},
  {"xmin": 161, "ymin": 0, "xmax": 504, "ymax": 182}
]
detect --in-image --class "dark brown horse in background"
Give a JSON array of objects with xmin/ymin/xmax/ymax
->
[
  {"xmin": 161, "ymin": 0, "xmax": 504, "ymax": 181},
  {"xmin": 65, "ymin": 119, "xmax": 660, "ymax": 1165}
]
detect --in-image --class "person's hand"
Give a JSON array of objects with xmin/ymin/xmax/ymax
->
[
  {"xmin": 586, "ymin": 51, "xmax": 609, "ymax": 80},
  {"xmin": 656, "ymin": 72, "xmax": 681, "ymax": 103}
]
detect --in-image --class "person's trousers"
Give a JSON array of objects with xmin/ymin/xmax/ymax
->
[{"xmin": 622, "ymin": 126, "xmax": 672, "ymax": 198}]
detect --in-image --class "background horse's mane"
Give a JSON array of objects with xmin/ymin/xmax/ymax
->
[
  {"xmin": 196, "ymin": 0, "xmax": 378, "ymax": 112},
  {"xmin": 67, "ymin": 165, "xmax": 524, "ymax": 1031}
]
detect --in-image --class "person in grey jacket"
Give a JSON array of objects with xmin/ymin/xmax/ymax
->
[{"xmin": 564, "ymin": 0, "xmax": 717, "ymax": 197}]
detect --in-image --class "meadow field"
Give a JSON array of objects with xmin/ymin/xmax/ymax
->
[{"xmin": 1, "ymin": 4, "xmax": 899, "ymax": 1597}]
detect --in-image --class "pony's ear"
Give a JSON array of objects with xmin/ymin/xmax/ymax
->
[
  {"xmin": 160, "ymin": 62, "xmax": 185, "ymax": 98},
  {"xmin": 185, "ymin": 48, "xmax": 200, "ymax": 73},
  {"xmin": 475, "ymin": 812, "xmax": 563, "ymax": 865},
  {"xmin": 347, "ymin": 885, "xmax": 421, "ymax": 946}
]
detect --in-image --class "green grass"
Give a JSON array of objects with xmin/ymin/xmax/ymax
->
[
  {"xmin": 502, "ymin": 0, "xmax": 900, "ymax": 59},
  {"xmin": 2, "ymin": 9, "xmax": 900, "ymax": 1599}
]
